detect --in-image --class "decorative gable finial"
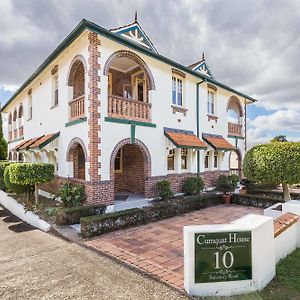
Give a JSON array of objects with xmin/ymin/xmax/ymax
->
[
  {"xmin": 135, "ymin": 11, "xmax": 138, "ymax": 22},
  {"xmin": 202, "ymin": 52, "xmax": 205, "ymax": 61}
]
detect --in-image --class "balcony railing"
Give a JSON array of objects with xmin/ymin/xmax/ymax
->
[
  {"xmin": 69, "ymin": 95, "xmax": 85, "ymax": 121},
  {"xmin": 8, "ymin": 132, "xmax": 12, "ymax": 141},
  {"xmin": 228, "ymin": 122, "xmax": 242, "ymax": 136},
  {"xmin": 19, "ymin": 126, "xmax": 24, "ymax": 138},
  {"xmin": 108, "ymin": 95, "xmax": 151, "ymax": 122}
]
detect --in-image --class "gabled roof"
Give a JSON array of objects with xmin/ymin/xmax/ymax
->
[
  {"xmin": 1, "ymin": 19, "xmax": 257, "ymax": 112},
  {"xmin": 188, "ymin": 53, "xmax": 213, "ymax": 78},
  {"xmin": 110, "ymin": 18, "xmax": 158, "ymax": 53}
]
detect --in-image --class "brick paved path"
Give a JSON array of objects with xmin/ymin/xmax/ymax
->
[{"xmin": 85, "ymin": 205, "xmax": 262, "ymax": 291}]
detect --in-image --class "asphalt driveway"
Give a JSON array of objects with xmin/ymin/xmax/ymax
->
[{"xmin": 0, "ymin": 205, "xmax": 187, "ymax": 300}]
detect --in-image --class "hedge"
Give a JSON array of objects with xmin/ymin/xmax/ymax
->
[
  {"xmin": 9, "ymin": 163, "xmax": 55, "ymax": 186},
  {"xmin": 247, "ymin": 189, "xmax": 300, "ymax": 200},
  {"xmin": 81, "ymin": 194, "xmax": 222, "ymax": 238},
  {"xmin": 232, "ymin": 194, "xmax": 284, "ymax": 208},
  {"xmin": 55, "ymin": 204, "xmax": 107, "ymax": 225},
  {"xmin": 0, "ymin": 161, "xmax": 12, "ymax": 191}
]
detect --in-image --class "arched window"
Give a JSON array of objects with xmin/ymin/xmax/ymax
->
[
  {"xmin": 18, "ymin": 104, "xmax": 24, "ymax": 137},
  {"xmin": 227, "ymin": 96, "xmax": 243, "ymax": 136},
  {"xmin": 8, "ymin": 113, "xmax": 12, "ymax": 141},
  {"xmin": 13, "ymin": 109, "xmax": 18, "ymax": 139},
  {"xmin": 67, "ymin": 57, "xmax": 86, "ymax": 120}
]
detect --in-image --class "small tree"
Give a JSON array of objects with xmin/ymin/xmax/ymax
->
[
  {"xmin": 183, "ymin": 177, "xmax": 204, "ymax": 195},
  {"xmin": 243, "ymin": 142, "xmax": 300, "ymax": 201},
  {"xmin": 0, "ymin": 110, "xmax": 7, "ymax": 160},
  {"xmin": 156, "ymin": 180, "xmax": 173, "ymax": 201},
  {"xmin": 216, "ymin": 175, "xmax": 235, "ymax": 194},
  {"xmin": 271, "ymin": 134, "xmax": 288, "ymax": 143},
  {"xmin": 8, "ymin": 163, "xmax": 55, "ymax": 204}
]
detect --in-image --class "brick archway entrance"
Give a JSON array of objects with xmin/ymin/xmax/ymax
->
[
  {"xmin": 110, "ymin": 139, "xmax": 151, "ymax": 198},
  {"xmin": 229, "ymin": 148, "xmax": 242, "ymax": 178}
]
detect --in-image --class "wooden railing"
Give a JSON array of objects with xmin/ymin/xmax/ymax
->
[
  {"xmin": 228, "ymin": 122, "xmax": 242, "ymax": 136},
  {"xmin": 69, "ymin": 95, "xmax": 85, "ymax": 120},
  {"xmin": 108, "ymin": 95, "xmax": 151, "ymax": 122},
  {"xmin": 19, "ymin": 126, "xmax": 24, "ymax": 138}
]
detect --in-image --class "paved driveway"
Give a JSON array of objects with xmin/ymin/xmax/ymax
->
[
  {"xmin": 86, "ymin": 205, "xmax": 263, "ymax": 291},
  {"xmin": 0, "ymin": 205, "xmax": 187, "ymax": 300}
]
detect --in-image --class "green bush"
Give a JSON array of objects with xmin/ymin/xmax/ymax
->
[
  {"xmin": 56, "ymin": 204, "xmax": 106, "ymax": 225},
  {"xmin": 9, "ymin": 163, "xmax": 55, "ymax": 203},
  {"xmin": 183, "ymin": 176, "xmax": 204, "ymax": 195},
  {"xmin": 0, "ymin": 161, "xmax": 11, "ymax": 191},
  {"xmin": 0, "ymin": 138, "xmax": 7, "ymax": 161},
  {"xmin": 156, "ymin": 180, "xmax": 173, "ymax": 200},
  {"xmin": 4, "ymin": 166, "xmax": 34, "ymax": 195},
  {"xmin": 244, "ymin": 142, "xmax": 300, "ymax": 201},
  {"xmin": 228, "ymin": 174, "xmax": 239, "ymax": 190},
  {"xmin": 215, "ymin": 175, "xmax": 235, "ymax": 194},
  {"xmin": 55, "ymin": 181, "xmax": 86, "ymax": 208}
]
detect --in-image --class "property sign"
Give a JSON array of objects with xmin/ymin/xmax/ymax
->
[{"xmin": 194, "ymin": 231, "xmax": 252, "ymax": 283}]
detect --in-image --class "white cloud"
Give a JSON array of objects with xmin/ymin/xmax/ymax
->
[{"xmin": 0, "ymin": 84, "xmax": 18, "ymax": 93}]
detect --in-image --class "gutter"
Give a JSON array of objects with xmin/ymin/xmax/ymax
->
[
  {"xmin": 196, "ymin": 80, "xmax": 206, "ymax": 176},
  {"xmin": 2, "ymin": 19, "xmax": 258, "ymax": 112}
]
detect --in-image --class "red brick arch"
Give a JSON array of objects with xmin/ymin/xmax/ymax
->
[
  {"xmin": 110, "ymin": 138, "xmax": 151, "ymax": 181},
  {"xmin": 66, "ymin": 137, "xmax": 88, "ymax": 162},
  {"xmin": 229, "ymin": 147, "xmax": 242, "ymax": 178},
  {"xmin": 227, "ymin": 96, "xmax": 244, "ymax": 117},
  {"xmin": 103, "ymin": 50, "xmax": 156, "ymax": 90}
]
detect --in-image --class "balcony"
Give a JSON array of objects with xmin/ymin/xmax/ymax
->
[
  {"xmin": 69, "ymin": 95, "xmax": 85, "ymax": 121},
  {"xmin": 228, "ymin": 122, "xmax": 242, "ymax": 136},
  {"xmin": 108, "ymin": 95, "xmax": 151, "ymax": 122}
]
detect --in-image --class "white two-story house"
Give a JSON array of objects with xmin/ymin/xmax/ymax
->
[{"xmin": 1, "ymin": 17, "xmax": 256, "ymax": 206}]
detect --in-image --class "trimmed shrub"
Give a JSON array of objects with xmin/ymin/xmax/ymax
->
[
  {"xmin": 244, "ymin": 142, "xmax": 300, "ymax": 201},
  {"xmin": 81, "ymin": 208, "xmax": 145, "ymax": 238},
  {"xmin": 56, "ymin": 204, "xmax": 106, "ymax": 225},
  {"xmin": 9, "ymin": 163, "xmax": 55, "ymax": 203},
  {"xmin": 80, "ymin": 194, "xmax": 223, "ymax": 238},
  {"xmin": 228, "ymin": 174, "xmax": 239, "ymax": 190},
  {"xmin": 0, "ymin": 161, "xmax": 12, "ymax": 191},
  {"xmin": 183, "ymin": 176, "xmax": 204, "ymax": 195},
  {"xmin": 4, "ymin": 166, "xmax": 34, "ymax": 195},
  {"xmin": 156, "ymin": 180, "xmax": 173, "ymax": 200},
  {"xmin": 55, "ymin": 181, "xmax": 85, "ymax": 208},
  {"xmin": 232, "ymin": 194, "xmax": 284, "ymax": 208},
  {"xmin": 216, "ymin": 175, "xmax": 235, "ymax": 194}
]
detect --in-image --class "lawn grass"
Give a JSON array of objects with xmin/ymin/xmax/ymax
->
[{"xmin": 206, "ymin": 249, "xmax": 300, "ymax": 300}]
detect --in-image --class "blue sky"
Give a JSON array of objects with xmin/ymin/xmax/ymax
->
[{"xmin": 1, "ymin": 0, "xmax": 300, "ymax": 146}]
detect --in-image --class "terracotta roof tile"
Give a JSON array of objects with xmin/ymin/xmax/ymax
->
[
  {"xmin": 165, "ymin": 129, "xmax": 207, "ymax": 149},
  {"xmin": 29, "ymin": 132, "xmax": 59, "ymax": 149},
  {"xmin": 202, "ymin": 133, "xmax": 235, "ymax": 150},
  {"xmin": 18, "ymin": 136, "xmax": 43, "ymax": 150},
  {"xmin": 274, "ymin": 212, "xmax": 299, "ymax": 238},
  {"xmin": 11, "ymin": 139, "xmax": 28, "ymax": 151}
]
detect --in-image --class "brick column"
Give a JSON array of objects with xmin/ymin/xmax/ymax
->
[{"xmin": 85, "ymin": 32, "xmax": 114, "ymax": 205}]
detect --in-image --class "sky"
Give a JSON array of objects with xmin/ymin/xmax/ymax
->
[{"xmin": 0, "ymin": 0, "xmax": 300, "ymax": 146}]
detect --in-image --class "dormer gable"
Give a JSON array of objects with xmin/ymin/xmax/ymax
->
[
  {"xmin": 110, "ymin": 13, "xmax": 158, "ymax": 53},
  {"xmin": 188, "ymin": 53, "xmax": 213, "ymax": 78}
]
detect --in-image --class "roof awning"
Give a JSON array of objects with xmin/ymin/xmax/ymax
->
[
  {"xmin": 164, "ymin": 128, "xmax": 207, "ymax": 149},
  {"xmin": 13, "ymin": 132, "xmax": 59, "ymax": 151},
  {"xmin": 202, "ymin": 133, "xmax": 235, "ymax": 151},
  {"xmin": 29, "ymin": 132, "xmax": 59, "ymax": 149}
]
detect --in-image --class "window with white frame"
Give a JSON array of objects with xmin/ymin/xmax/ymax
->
[
  {"xmin": 181, "ymin": 148, "xmax": 188, "ymax": 170},
  {"xmin": 53, "ymin": 73, "xmax": 59, "ymax": 106},
  {"xmin": 28, "ymin": 89, "xmax": 32, "ymax": 120},
  {"xmin": 204, "ymin": 151, "xmax": 210, "ymax": 169},
  {"xmin": 167, "ymin": 149, "xmax": 175, "ymax": 171},
  {"xmin": 207, "ymin": 90, "xmax": 216, "ymax": 115},
  {"xmin": 172, "ymin": 76, "xmax": 183, "ymax": 106},
  {"xmin": 213, "ymin": 151, "xmax": 218, "ymax": 168}
]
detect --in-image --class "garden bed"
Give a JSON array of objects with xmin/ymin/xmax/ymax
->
[{"xmin": 81, "ymin": 193, "xmax": 222, "ymax": 238}]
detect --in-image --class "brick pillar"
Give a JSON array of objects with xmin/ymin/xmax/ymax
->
[{"xmin": 85, "ymin": 32, "xmax": 113, "ymax": 205}]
